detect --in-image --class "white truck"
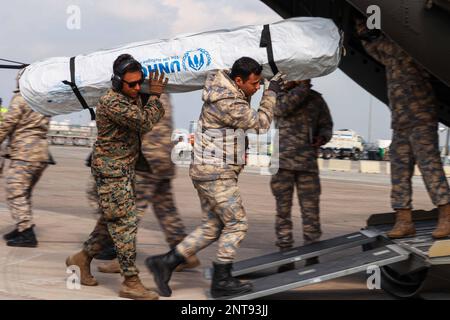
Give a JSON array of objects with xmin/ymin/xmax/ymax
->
[
  {"xmin": 320, "ymin": 129, "xmax": 365, "ymax": 161},
  {"xmin": 48, "ymin": 121, "xmax": 97, "ymax": 147}
]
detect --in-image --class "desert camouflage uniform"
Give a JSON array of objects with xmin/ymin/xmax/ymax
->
[
  {"xmin": 176, "ymin": 69, "xmax": 276, "ymax": 263},
  {"xmin": 0, "ymin": 103, "xmax": 8, "ymax": 175},
  {"xmin": 135, "ymin": 94, "xmax": 187, "ymax": 247},
  {"xmin": 359, "ymin": 29, "xmax": 450, "ymax": 210},
  {"xmin": 0, "ymin": 93, "xmax": 50, "ymax": 231},
  {"xmin": 270, "ymin": 84, "xmax": 333, "ymax": 248},
  {"xmin": 83, "ymin": 89, "xmax": 164, "ymax": 277}
]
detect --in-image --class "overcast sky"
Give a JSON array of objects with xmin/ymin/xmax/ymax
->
[{"xmin": 0, "ymin": 0, "xmax": 435, "ymax": 143}]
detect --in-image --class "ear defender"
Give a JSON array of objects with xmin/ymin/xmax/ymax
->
[{"xmin": 111, "ymin": 57, "xmax": 144, "ymax": 92}]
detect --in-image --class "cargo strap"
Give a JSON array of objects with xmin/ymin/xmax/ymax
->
[
  {"xmin": 62, "ymin": 56, "xmax": 96, "ymax": 120},
  {"xmin": 0, "ymin": 64, "xmax": 28, "ymax": 69},
  {"xmin": 260, "ymin": 24, "xmax": 279, "ymax": 75},
  {"xmin": 0, "ymin": 58, "xmax": 29, "ymax": 69}
]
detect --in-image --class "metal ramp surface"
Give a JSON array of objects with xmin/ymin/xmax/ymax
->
[
  {"xmin": 204, "ymin": 230, "xmax": 379, "ymax": 280},
  {"xmin": 223, "ymin": 245, "xmax": 409, "ymax": 300}
]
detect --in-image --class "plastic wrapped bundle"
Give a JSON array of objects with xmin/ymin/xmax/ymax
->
[{"xmin": 19, "ymin": 17, "xmax": 342, "ymax": 116}]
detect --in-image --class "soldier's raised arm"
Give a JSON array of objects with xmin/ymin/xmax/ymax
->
[
  {"xmin": 223, "ymin": 72, "xmax": 285, "ymax": 131},
  {"xmin": 355, "ymin": 18, "xmax": 395, "ymax": 66},
  {"xmin": 103, "ymin": 71, "xmax": 167, "ymax": 133},
  {"xmin": 102, "ymin": 96, "xmax": 163, "ymax": 133}
]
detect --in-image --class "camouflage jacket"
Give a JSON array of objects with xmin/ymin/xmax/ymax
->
[
  {"xmin": 359, "ymin": 30, "xmax": 438, "ymax": 130},
  {"xmin": 190, "ymin": 69, "xmax": 276, "ymax": 181},
  {"xmin": 272, "ymin": 85, "xmax": 333, "ymax": 172},
  {"xmin": 141, "ymin": 93, "xmax": 175, "ymax": 179},
  {"xmin": 0, "ymin": 93, "xmax": 50, "ymax": 162},
  {"xmin": 91, "ymin": 89, "xmax": 165, "ymax": 177}
]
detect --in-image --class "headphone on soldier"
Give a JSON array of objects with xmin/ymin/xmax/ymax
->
[{"xmin": 111, "ymin": 55, "xmax": 144, "ymax": 92}]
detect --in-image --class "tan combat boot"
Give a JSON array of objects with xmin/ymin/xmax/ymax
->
[
  {"xmin": 432, "ymin": 204, "xmax": 450, "ymax": 239},
  {"xmin": 387, "ymin": 209, "xmax": 416, "ymax": 239},
  {"xmin": 175, "ymin": 254, "xmax": 201, "ymax": 272},
  {"xmin": 119, "ymin": 275, "xmax": 159, "ymax": 300},
  {"xmin": 66, "ymin": 250, "xmax": 98, "ymax": 286},
  {"xmin": 98, "ymin": 259, "xmax": 121, "ymax": 273}
]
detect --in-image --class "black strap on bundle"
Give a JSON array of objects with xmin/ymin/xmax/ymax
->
[
  {"xmin": 0, "ymin": 58, "xmax": 29, "ymax": 70},
  {"xmin": 62, "ymin": 56, "xmax": 96, "ymax": 120},
  {"xmin": 0, "ymin": 64, "xmax": 29, "ymax": 69},
  {"xmin": 260, "ymin": 24, "xmax": 279, "ymax": 75}
]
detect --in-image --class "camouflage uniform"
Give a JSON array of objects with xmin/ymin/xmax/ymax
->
[
  {"xmin": 86, "ymin": 94, "xmax": 187, "ymax": 248},
  {"xmin": 83, "ymin": 89, "xmax": 164, "ymax": 277},
  {"xmin": 359, "ymin": 30, "xmax": 450, "ymax": 210},
  {"xmin": 86, "ymin": 176, "xmax": 100, "ymax": 212},
  {"xmin": 0, "ymin": 93, "xmax": 50, "ymax": 231},
  {"xmin": 176, "ymin": 70, "xmax": 276, "ymax": 263},
  {"xmin": 270, "ymin": 84, "xmax": 333, "ymax": 248},
  {"xmin": 0, "ymin": 104, "xmax": 8, "ymax": 175},
  {"xmin": 135, "ymin": 94, "xmax": 187, "ymax": 247}
]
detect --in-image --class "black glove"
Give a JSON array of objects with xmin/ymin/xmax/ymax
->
[{"xmin": 267, "ymin": 72, "xmax": 286, "ymax": 94}]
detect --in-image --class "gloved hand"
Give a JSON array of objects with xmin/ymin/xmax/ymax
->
[
  {"xmin": 148, "ymin": 70, "xmax": 169, "ymax": 97},
  {"xmin": 355, "ymin": 17, "xmax": 381, "ymax": 41},
  {"xmin": 267, "ymin": 71, "xmax": 287, "ymax": 94}
]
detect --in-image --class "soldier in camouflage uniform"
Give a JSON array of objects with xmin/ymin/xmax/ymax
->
[
  {"xmin": 0, "ymin": 97, "xmax": 8, "ymax": 175},
  {"xmin": 356, "ymin": 20, "xmax": 450, "ymax": 239},
  {"xmin": 270, "ymin": 79, "xmax": 333, "ymax": 271},
  {"xmin": 96, "ymin": 93, "xmax": 200, "ymax": 273},
  {"xmin": 145, "ymin": 57, "xmax": 285, "ymax": 298},
  {"xmin": 0, "ymin": 81, "xmax": 51, "ymax": 247},
  {"xmin": 66, "ymin": 54, "xmax": 167, "ymax": 300}
]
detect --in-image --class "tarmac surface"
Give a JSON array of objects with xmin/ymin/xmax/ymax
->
[{"xmin": 0, "ymin": 146, "xmax": 437, "ymax": 300}]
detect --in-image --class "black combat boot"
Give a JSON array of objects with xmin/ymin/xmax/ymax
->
[
  {"xmin": 4, "ymin": 224, "xmax": 36, "ymax": 241},
  {"xmin": 145, "ymin": 249, "xmax": 186, "ymax": 297},
  {"xmin": 277, "ymin": 247, "xmax": 296, "ymax": 273},
  {"xmin": 3, "ymin": 228, "xmax": 20, "ymax": 241},
  {"xmin": 277, "ymin": 262, "xmax": 296, "ymax": 273},
  {"xmin": 93, "ymin": 245, "xmax": 117, "ymax": 260},
  {"xmin": 6, "ymin": 226, "xmax": 38, "ymax": 248},
  {"xmin": 210, "ymin": 262, "xmax": 253, "ymax": 298}
]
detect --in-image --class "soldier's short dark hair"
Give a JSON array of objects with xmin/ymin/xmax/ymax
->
[
  {"xmin": 230, "ymin": 57, "xmax": 263, "ymax": 82},
  {"xmin": 113, "ymin": 54, "xmax": 142, "ymax": 77}
]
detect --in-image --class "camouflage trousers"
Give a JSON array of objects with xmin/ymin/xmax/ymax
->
[
  {"xmin": 86, "ymin": 176, "xmax": 100, "ymax": 213},
  {"xmin": 6, "ymin": 160, "xmax": 47, "ymax": 231},
  {"xmin": 86, "ymin": 172, "xmax": 186, "ymax": 248},
  {"xmin": 270, "ymin": 169, "xmax": 322, "ymax": 249},
  {"xmin": 83, "ymin": 173, "xmax": 139, "ymax": 277},
  {"xmin": 176, "ymin": 178, "xmax": 248, "ymax": 263},
  {"xmin": 135, "ymin": 171, "xmax": 186, "ymax": 248},
  {"xmin": 391, "ymin": 126, "xmax": 450, "ymax": 209}
]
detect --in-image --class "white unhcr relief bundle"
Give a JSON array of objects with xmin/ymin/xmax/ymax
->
[{"xmin": 19, "ymin": 17, "xmax": 342, "ymax": 116}]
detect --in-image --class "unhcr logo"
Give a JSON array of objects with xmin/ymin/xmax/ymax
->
[
  {"xmin": 182, "ymin": 49, "xmax": 211, "ymax": 72},
  {"xmin": 141, "ymin": 48, "xmax": 211, "ymax": 77}
]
